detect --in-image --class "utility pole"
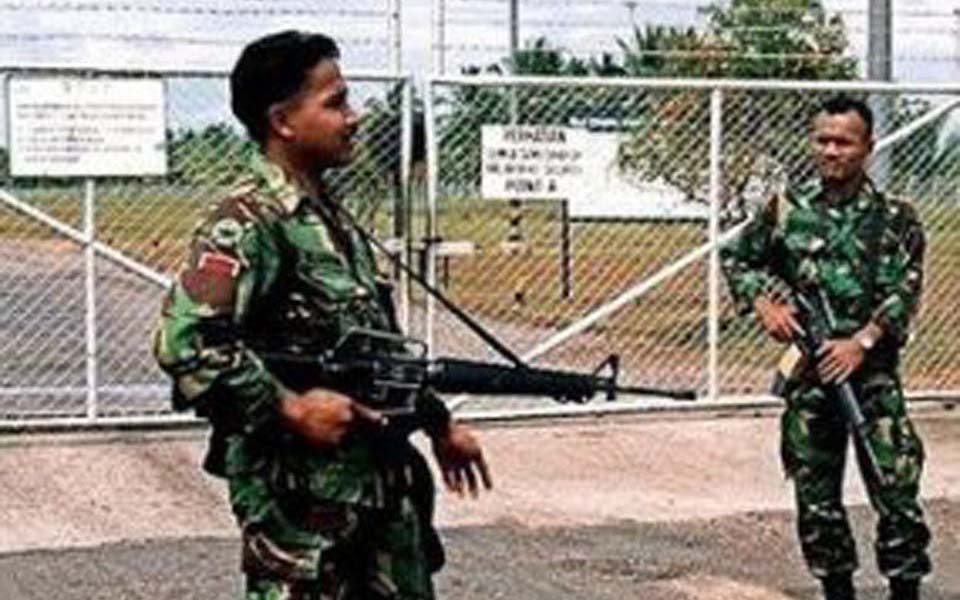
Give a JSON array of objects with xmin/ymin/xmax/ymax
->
[
  {"xmin": 867, "ymin": 0, "xmax": 892, "ymax": 81},
  {"xmin": 624, "ymin": 0, "xmax": 638, "ymax": 27},
  {"xmin": 433, "ymin": 0, "xmax": 445, "ymax": 74},
  {"xmin": 509, "ymin": 0, "xmax": 519, "ymax": 57},
  {"xmin": 388, "ymin": 0, "xmax": 402, "ymax": 73},
  {"xmin": 868, "ymin": 0, "xmax": 892, "ymax": 185}
]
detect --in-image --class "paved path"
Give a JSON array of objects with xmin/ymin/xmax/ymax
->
[{"xmin": 1, "ymin": 406, "xmax": 957, "ymax": 599}]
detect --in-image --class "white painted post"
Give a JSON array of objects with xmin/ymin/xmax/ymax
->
[
  {"xmin": 83, "ymin": 179, "xmax": 99, "ymax": 420},
  {"xmin": 399, "ymin": 76, "xmax": 413, "ymax": 333},
  {"xmin": 424, "ymin": 80, "xmax": 439, "ymax": 357},
  {"xmin": 708, "ymin": 89, "xmax": 723, "ymax": 402}
]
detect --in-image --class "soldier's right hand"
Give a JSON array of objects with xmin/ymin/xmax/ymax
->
[
  {"xmin": 753, "ymin": 296, "xmax": 804, "ymax": 343},
  {"xmin": 279, "ymin": 388, "xmax": 385, "ymax": 449}
]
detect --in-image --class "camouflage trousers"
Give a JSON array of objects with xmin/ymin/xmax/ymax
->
[
  {"xmin": 228, "ymin": 453, "xmax": 443, "ymax": 600},
  {"xmin": 781, "ymin": 369, "xmax": 931, "ymax": 580}
]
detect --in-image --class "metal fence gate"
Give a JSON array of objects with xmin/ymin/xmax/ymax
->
[
  {"xmin": 3, "ymin": 72, "xmax": 960, "ymax": 427},
  {"xmin": 422, "ymin": 75, "xmax": 960, "ymax": 415},
  {"xmin": 0, "ymin": 67, "xmax": 412, "ymax": 426}
]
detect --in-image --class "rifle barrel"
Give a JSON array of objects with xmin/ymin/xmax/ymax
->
[{"xmin": 615, "ymin": 385, "xmax": 697, "ymax": 401}]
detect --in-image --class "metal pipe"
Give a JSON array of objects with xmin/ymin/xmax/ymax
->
[
  {"xmin": 399, "ymin": 76, "xmax": 414, "ymax": 332},
  {"xmin": 0, "ymin": 189, "xmax": 173, "ymax": 288},
  {"xmin": 423, "ymin": 80, "xmax": 440, "ymax": 356},
  {"xmin": 0, "ymin": 65, "xmax": 408, "ymax": 82},
  {"xmin": 429, "ymin": 74, "xmax": 960, "ymax": 94},
  {"xmin": 84, "ymin": 179, "xmax": 99, "ymax": 420},
  {"xmin": 707, "ymin": 89, "xmax": 723, "ymax": 402}
]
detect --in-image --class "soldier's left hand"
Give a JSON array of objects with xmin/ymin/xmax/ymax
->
[
  {"xmin": 432, "ymin": 422, "xmax": 493, "ymax": 498},
  {"xmin": 817, "ymin": 338, "xmax": 865, "ymax": 383}
]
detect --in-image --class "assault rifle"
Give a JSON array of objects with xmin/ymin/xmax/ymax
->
[
  {"xmin": 771, "ymin": 287, "xmax": 886, "ymax": 489},
  {"xmin": 262, "ymin": 328, "xmax": 697, "ymax": 417}
]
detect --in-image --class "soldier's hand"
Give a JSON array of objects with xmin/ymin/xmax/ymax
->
[
  {"xmin": 817, "ymin": 338, "xmax": 865, "ymax": 384},
  {"xmin": 280, "ymin": 388, "xmax": 385, "ymax": 449},
  {"xmin": 432, "ymin": 422, "xmax": 492, "ymax": 498},
  {"xmin": 754, "ymin": 296, "xmax": 804, "ymax": 343}
]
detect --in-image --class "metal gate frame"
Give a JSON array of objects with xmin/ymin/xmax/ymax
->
[
  {"xmin": 0, "ymin": 67, "xmax": 413, "ymax": 429},
  {"xmin": 423, "ymin": 75, "xmax": 960, "ymax": 419}
]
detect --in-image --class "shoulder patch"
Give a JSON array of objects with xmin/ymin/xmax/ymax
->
[
  {"xmin": 198, "ymin": 251, "xmax": 241, "ymax": 277},
  {"xmin": 180, "ymin": 251, "xmax": 240, "ymax": 309}
]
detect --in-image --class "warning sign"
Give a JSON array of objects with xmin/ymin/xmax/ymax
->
[
  {"xmin": 8, "ymin": 77, "xmax": 168, "ymax": 177},
  {"xmin": 481, "ymin": 125, "xmax": 589, "ymax": 199}
]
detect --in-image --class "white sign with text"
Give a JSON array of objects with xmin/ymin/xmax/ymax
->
[
  {"xmin": 8, "ymin": 77, "xmax": 167, "ymax": 177},
  {"xmin": 481, "ymin": 125, "xmax": 589, "ymax": 200},
  {"xmin": 481, "ymin": 125, "xmax": 705, "ymax": 219}
]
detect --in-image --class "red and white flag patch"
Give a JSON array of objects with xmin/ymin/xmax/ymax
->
[{"xmin": 198, "ymin": 252, "xmax": 241, "ymax": 278}]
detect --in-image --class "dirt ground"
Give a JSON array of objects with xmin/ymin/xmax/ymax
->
[{"xmin": 0, "ymin": 406, "xmax": 958, "ymax": 600}]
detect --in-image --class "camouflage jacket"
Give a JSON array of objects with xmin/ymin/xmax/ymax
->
[
  {"xmin": 721, "ymin": 178, "xmax": 925, "ymax": 350},
  {"xmin": 153, "ymin": 154, "xmax": 450, "ymax": 506}
]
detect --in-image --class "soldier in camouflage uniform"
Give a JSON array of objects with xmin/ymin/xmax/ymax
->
[
  {"xmin": 153, "ymin": 31, "xmax": 492, "ymax": 600},
  {"xmin": 721, "ymin": 97, "xmax": 931, "ymax": 600}
]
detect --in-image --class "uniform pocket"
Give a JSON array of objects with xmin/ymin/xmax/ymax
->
[{"xmin": 242, "ymin": 528, "xmax": 322, "ymax": 582}]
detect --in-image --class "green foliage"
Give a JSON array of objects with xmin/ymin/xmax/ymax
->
[
  {"xmin": 167, "ymin": 123, "xmax": 254, "ymax": 186},
  {"xmin": 330, "ymin": 82, "xmax": 406, "ymax": 221},
  {"xmin": 439, "ymin": 38, "xmax": 641, "ymax": 191},
  {"xmin": 440, "ymin": 3, "xmax": 861, "ymax": 202},
  {"xmin": 617, "ymin": 0, "xmax": 859, "ymax": 206}
]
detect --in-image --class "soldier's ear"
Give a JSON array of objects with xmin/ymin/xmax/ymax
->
[{"xmin": 267, "ymin": 103, "xmax": 297, "ymax": 142}]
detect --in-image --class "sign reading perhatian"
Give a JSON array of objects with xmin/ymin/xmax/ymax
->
[
  {"xmin": 8, "ymin": 77, "xmax": 167, "ymax": 177},
  {"xmin": 481, "ymin": 125, "xmax": 588, "ymax": 200}
]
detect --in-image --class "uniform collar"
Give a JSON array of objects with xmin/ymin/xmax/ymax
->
[
  {"xmin": 247, "ymin": 152, "xmax": 320, "ymax": 215},
  {"xmin": 803, "ymin": 175, "xmax": 879, "ymax": 211}
]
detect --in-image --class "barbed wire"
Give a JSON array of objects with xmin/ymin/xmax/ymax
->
[
  {"xmin": 445, "ymin": 17, "xmax": 960, "ymax": 35},
  {"xmin": 437, "ymin": 43, "xmax": 854, "ymax": 60},
  {"xmin": 0, "ymin": 2, "xmax": 384, "ymax": 18},
  {"xmin": 444, "ymin": 0, "xmax": 954, "ymax": 18},
  {"xmin": 439, "ymin": 42, "xmax": 960, "ymax": 64},
  {"xmin": 0, "ymin": 32, "xmax": 388, "ymax": 46}
]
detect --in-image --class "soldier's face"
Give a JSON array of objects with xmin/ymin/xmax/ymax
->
[
  {"xmin": 274, "ymin": 59, "xmax": 359, "ymax": 169},
  {"xmin": 811, "ymin": 111, "xmax": 873, "ymax": 186}
]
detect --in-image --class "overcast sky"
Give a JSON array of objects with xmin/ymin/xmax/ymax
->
[
  {"xmin": 0, "ymin": 1, "xmax": 957, "ymax": 79},
  {"xmin": 1, "ymin": 0, "xmax": 959, "ymax": 140}
]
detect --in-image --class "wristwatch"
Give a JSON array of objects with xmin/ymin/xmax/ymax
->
[{"xmin": 854, "ymin": 329, "xmax": 878, "ymax": 351}]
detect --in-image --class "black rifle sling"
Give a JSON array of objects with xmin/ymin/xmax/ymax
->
[{"xmin": 329, "ymin": 202, "xmax": 526, "ymax": 369}]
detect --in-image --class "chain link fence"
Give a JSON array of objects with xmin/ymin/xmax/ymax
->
[
  {"xmin": 2, "ymin": 71, "xmax": 960, "ymax": 427},
  {"xmin": 0, "ymin": 67, "xmax": 411, "ymax": 425},
  {"xmin": 423, "ymin": 75, "xmax": 960, "ymax": 414}
]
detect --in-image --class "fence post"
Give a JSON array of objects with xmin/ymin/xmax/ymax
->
[
  {"xmin": 708, "ymin": 88, "xmax": 723, "ymax": 402},
  {"xmin": 424, "ymin": 79, "xmax": 439, "ymax": 357},
  {"xmin": 398, "ymin": 76, "xmax": 413, "ymax": 333},
  {"xmin": 84, "ymin": 178, "xmax": 99, "ymax": 420}
]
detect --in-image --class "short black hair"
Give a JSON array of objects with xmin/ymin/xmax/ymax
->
[
  {"xmin": 817, "ymin": 95, "xmax": 874, "ymax": 138},
  {"xmin": 230, "ymin": 30, "xmax": 340, "ymax": 145}
]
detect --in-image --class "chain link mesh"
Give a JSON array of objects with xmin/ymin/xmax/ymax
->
[
  {"xmin": 0, "ymin": 68, "xmax": 410, "ymax": 421},
  {"xmin": 427, "ymin": 79, "xmax": 960, "ymax": 414},
  {"xmin": 2, "ymin": 73, "xmax": 959, "ymax": 424}
]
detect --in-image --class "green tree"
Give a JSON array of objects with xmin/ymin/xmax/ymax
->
[
  {"xmin": 617, "ymin": 0, "xmax": 858, "ymax": 207},
  {"xmin": 167, "ymin": 123, "xmax": 253, "ymax": 186}
]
